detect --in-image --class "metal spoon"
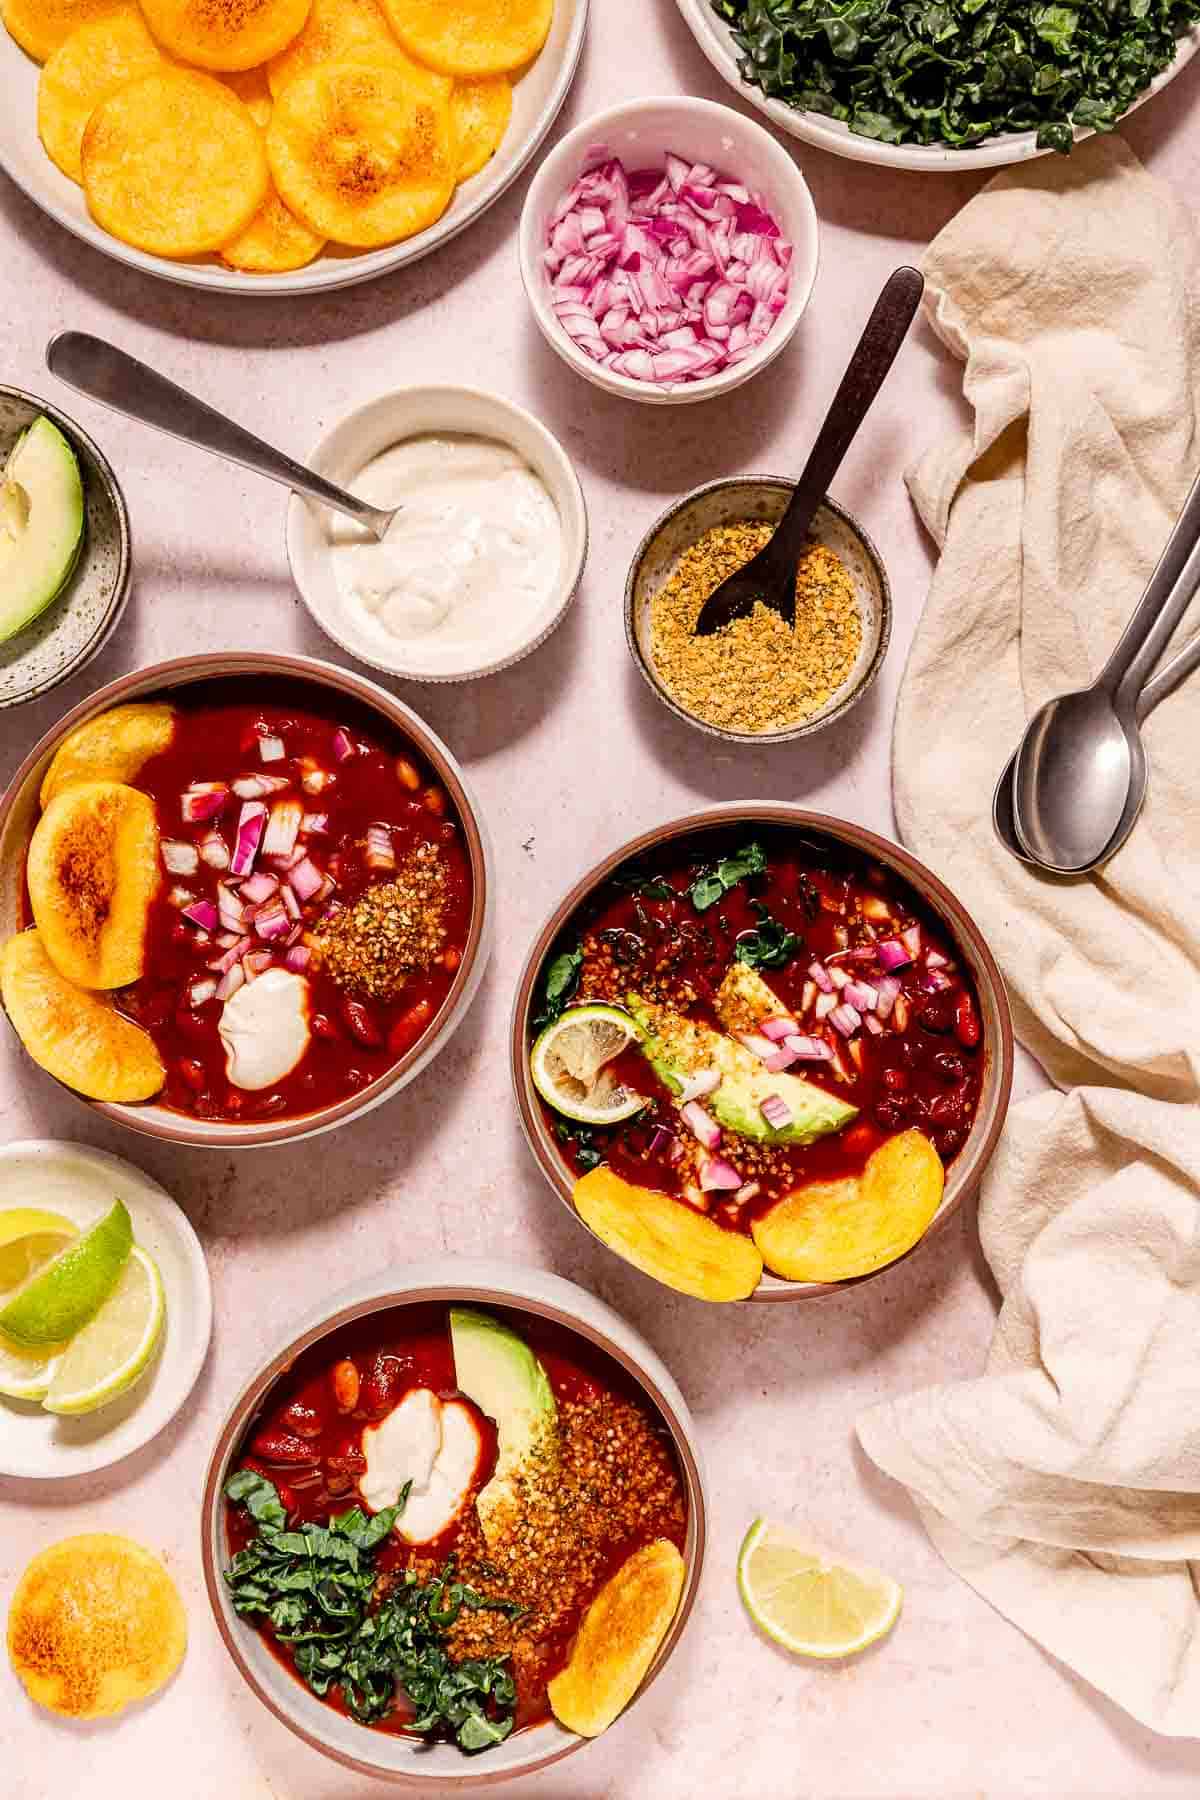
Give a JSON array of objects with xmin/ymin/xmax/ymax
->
[
  {"xmin": 45, "ymin": 331, "xmax": 398, "ymax": 541},
  {"xmin": 993, "ymin": 624, "xmax": 1200, "ymax": 867},
  {"xmin": 694, "ymin": 266, "xmax": 924, "ymax": 637},
  {"xmin": 1009, "ymin": 467, "xmax": 1200, "ymax": 871}
]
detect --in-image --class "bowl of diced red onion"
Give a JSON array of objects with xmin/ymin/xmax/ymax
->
[{"xmin": 519, "ymin": 97, "xmax": 820, "ymax": 404}]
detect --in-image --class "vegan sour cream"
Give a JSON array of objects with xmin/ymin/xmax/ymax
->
[{"xmin": 330, "ymin": 434, "xmax": 561, "ymax": 651}]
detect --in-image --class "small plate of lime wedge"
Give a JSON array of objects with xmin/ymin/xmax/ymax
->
[{"xmin": 0, "ymin": 1140, "xmax": 211, "ymax": 1479}]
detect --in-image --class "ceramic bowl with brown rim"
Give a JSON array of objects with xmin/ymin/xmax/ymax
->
[
  {"xmin": 0, "ymin": 652, "xmax": 492, "ymax": 1147},
  {"xmin": 511, "ymin": 805, "xmax": 1013, "ymax": 1303},
  {"xmin": 625, "ymin": 477, "xmax": 891, "ymax": 744},
  {"xmin": 201, "ymin": 1258, "xmax": 706, "ymax": 1784}
]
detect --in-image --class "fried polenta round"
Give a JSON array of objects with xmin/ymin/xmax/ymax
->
[
  {"xmin": 139, "ymin": 0, "xmax": 310, "ymax": 70},
  {"xmin": 379, "ymin": 0, "xmax": 552, "ymax": 76},
  {"xmin": 37, "ymin": 8, "xmax": 167, "ymax": 184},
  {"xmin": 450, "ymin": 72, "xmax": 510, "ymax": 181},
  {"xmin": 1, "ymin": 0, "xmax": 120, "ymax": 65},
  {"xmin": 220, "ymin": 59, "xmax": 272, "ymax": 122},
  {"xmin": 220, "ymin": 183, "xmax": 325, "ymax": 269},
  {"xmin": 81, "ymin": 70, "xmax": 269, "ymax": 257},
  {"xmin": 8, "ymin": 1534, "xmax": 185, "ymax": 1718},
  {"xmin": 40, "ymin": 702, "xmax": 176, "ymax": 808},
  {"xmin": 0, "ymin": 931, "xmax": 165, "ymax": 1102},
  {"xmin": 751, "ymin": 1129, "xmax": 945, "ymax": 1282},
  {"xmin": 267, "ymin": 59, "xmax": 453, "ymax": 248},
  {"xmin": 27, "ymin": 780, "xmax": 159, "ymax": 990},
  {"xmin": 548, "ymin": 1540, "xmax": 685, "ymax": 1737},
  {"xmin": 265, "ymin": 0, "xmax": 443, "ymax": 98}
]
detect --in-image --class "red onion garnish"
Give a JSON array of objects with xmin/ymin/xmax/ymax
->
[
  {"xmin": 232, "ymin": 773, "xmax": 291, "ymax": 800},
  {"xmin": 759, "ymin": 1093, "xmax": 793, "ymax": 1130},
  {"xmin": 161, "ymin": 839, "xmax": 199, "ymax": 876},
  {"xmin": 864, "ymin": 1012, "xmax": 884, "ymax": 1035},
  {"xmin": 181, "ymin": 783, "xmax": 227, "ymax": 824},
  {"xmin": 681, "ymin": 1100, "xmax": 720, "ymax": 1151},
  {"xmin": 239, "ymin": 871, "xmax": 279, "ymax": 905},
  {"xmin": 699, "ymin": 1154, "xmax": 742, "ymax": 1193},
  {"xmin": 828, "ymin": 965, "xmax": 849, "ymax": 990},
  {"xmin": 544, "ymin": 151, "xmax": 791, "ymax": 388},
  {"xmin": 877, "ymin": 937, "xmax": 913, "ymax": 972},
  {"xmin": 258, "ymin": 734, "xmax": 285, "ymax": 764},
  {"xmin": 829, "ymin": 1003, "xmax": 862, "ymax": 1039},
  {"xmin": 198, "ymin": 829, "xmax": 230, "ymax": 870},
  {"xmin": 288, "ymin": 856, "xmax": 324, "ymax": 902},
  {"xmin": 648, "ymin": 1124, "xmax": 676, "ymax": 1157},
  {"xmin": 332, "ymin": 729, "xmax": 355, "ymax": 763},
  {"xmin": 215, "ymin": 962, "xmax": 245, "ymax": 1002},
  {"xmin": 815, "ymin": 991, "xmax": 838, "ymax": 1020},
  {"xmin": 301, "ymin": 812, "xmax": 329, "ymax": 836},
  {"xmin": 208, "ymin": 934, "xmax": 252, "ymax": 975},
  {"xmin": 678, "ymin": 1067, "xmax": 720, "ymax": 1104},
  {"xmin": 188, "ymin": 977, "xmax": 217, "ymax": 1008},
  {"xmin": 843, "ymin": 979, "xmax": 878, "ymax": 1012},
  {"xmin": 365, "ymin": 822, "xmax": 395, "ymax": 872},
  {"xmin": 231, "ymin": 802, "xmax": 267, "ymax": 877},
  {"xmin": 182, "ymin": 899, "xmax": 218, "ymax": 932},
  {"xmin": 285, "ymin": 944, "xmax": 311, "ymax": 972},
  {"xmin": 759, "ymin": 1014, "xmax": 800, "ymax": 1042},
  {"xmin": 807, "ymin": 960, "xmax": 833, "ymax": 993},
  {"xmin": 262, "ymin": 799, "xmax": 303, "ymax": 859},
  {"xmin": 875, "ymin": 975, "xmax": 901, "ymax": 1019},
  {"xmin": 901, "ymin": 924, "xmax": 922, "ymax": 958},
  {"xmin": 737, "ymin": 1031, "xmax": 796, "ymax": 1073},
  {"xmin": 243, "ymin": 951, "xmax": 273, "ymax": 980},
  {"xmin": 782, "ymin": 1034, "xmax": 833, "ymax": 1061}
]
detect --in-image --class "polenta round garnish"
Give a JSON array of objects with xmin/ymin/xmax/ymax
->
[
  {"xmin": 219, "ymin": 59, "xmax": 273, "ymax": 123},
  {"xmin": 37, "ymin": 7, "xmax": 166, "ymax": 185},
  {"xmin": 450, "ymin": 72, "xmax": 511, "ymax": 181},
  {"xmin": 26, "ymin": 779, "xmax": 159, "ymax": 990},
  {"xmin": 0, "ymin": 930, "xmax": 165, "ymax": 1102},
  {"xmin": 7, "ymin": 1534, "xmax": 186, "ymax": 1719},
  {"xmin": 379, "ymin": 0, "xmax": 552, "ymax": 77},
  {"xmin": 138, "ymin": 0, "xmax": 311, "ymax": 71},
  {"xmin": 81, "ymin": 69, "xmax": 270, "ymax": 258},
  {"xmin": 266, "ymin": 59, "xmax": 454, "ymax": 248},
  {"xmin": 1, "ymin": 0, "xmax": 122, "ymax": 64},
  {"xmin": 265, "ymin": 0, "xmax": 443, "ymax": 98},
  {"xmin": 220, "ymin": 184, "xmax": 326, "ymax": 271},
  {"xmin": 39, "ymin": 701, "xmax": 176, "ymax": 809}
]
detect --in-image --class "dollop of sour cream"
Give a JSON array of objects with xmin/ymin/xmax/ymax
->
[
  {"xmin": 218, "ymin": 967, "xmax": 311, "ymax": 1091},
  {"xmin": 330, "ymin": 434, "xmax": 561, "ymax": 649},
  {"xmin": 360, "ymin": 1386, "xmax": 483, "ymax": 1544}
]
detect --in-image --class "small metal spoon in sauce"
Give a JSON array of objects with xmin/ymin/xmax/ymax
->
[
  {"xmin": 45, "ymin": 331, "xmax": 399, "ymax": 541},
  {"xmin": 1008, "ymin": 468, "xmax": 1200, "ymax": 872},
  {"xmin": 694, "ymin": 265, "xmax": 924, "ymax": 637}
]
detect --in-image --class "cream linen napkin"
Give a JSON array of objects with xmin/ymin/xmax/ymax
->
[{"xmin": 855, "ymin": 135, "xmax": 1200, "ymax": 1735}]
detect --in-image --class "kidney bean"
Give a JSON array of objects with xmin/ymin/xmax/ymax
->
[
  {"xmin": 360, "ymin": 1353, "xmax": 405, "ymax": 1418},
  {"xmin": 916, "ymin": 993, "xmax": 955, "ymax": 1034},
  {"xmin": 326, "ymin": 1450, "xmax": 367, "ymax": 1475},
  {"xmin": 279, "ymin": 1400, "xmax": 325, "ymax": 1439},
  {"xmin": 929, "ymin": 1091, "xmax": 965, "ymax": 1126},
  {"xmin": 396, "ymin": 756, "xmax": 421, "ymax": 791},
  {"xmin": 934, "ymin": 1124, "xmax": 965, "ymax": 1158},
  {"xmin": 324, "ymin": 1473, "xmax": 353, "ymax": 1497},
  {"xmin": 933, "ymin": 1052, "xmax": 965, "ymax": 1085},
  {"xmin": 387, "ymin": 999, "xmax": 432, "ymax": 1057},
  {"xmin": 342, "ymin": 998, "xmax": 382, "ymax": 1047},
  {"xmin": 311, "ymin": 1012, "xmax": 341, "ymax": 1041},
  {"xmin": 176, "ymin": 1058, "xmax": 206, "ymax": 1093},
  {"xmin": 874, "ymin": 1096, "xmax": 909, "ymax": 1131},
  {"xmin": 250, "ymin": 1428, "xmax": 321, "ymax": 1465},
  {"xmin": 842, "ymin": 1123, "xmax": 880, "ymax": 1158},
  {"xmin": 954, "ymin": 994, "xmax": 981, "ymax": 1047},
  {"xmin": 883, "ymin": 1067, "xmax": 909, "ymax": 1092},
  {"xmin": 332, "ymin": 1360, "xmax": 360, "ymax": 1412}
]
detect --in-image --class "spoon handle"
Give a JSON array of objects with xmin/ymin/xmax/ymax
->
[
  {"xmin": 45, "ymin": 331, "xmax": 394, "ymax": 538},
  {"xmin": 1137, "ymin": 626, "xmax": 1200, "ymax": 719},
  {"xmin": 761, "ymin": 266, "xmax": 925, "ymax": 579},
  {"xmin": 1098, "ymin": 464, "xmax": 1200, "ymax": 704}
]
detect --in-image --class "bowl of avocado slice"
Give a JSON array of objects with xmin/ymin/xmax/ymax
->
[{"xmin": 0, "ymin": 386, "xmax": 131, "ymax": 710}]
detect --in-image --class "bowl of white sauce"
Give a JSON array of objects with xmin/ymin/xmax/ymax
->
[{"xmin": 287, "ymin": 387, "xmax": 588, "ymax": 683}]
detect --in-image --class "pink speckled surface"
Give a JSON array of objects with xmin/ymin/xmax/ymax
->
[{"xmin": 3, "ymin": 5, "xmax": 1200, "ymax": 1794}]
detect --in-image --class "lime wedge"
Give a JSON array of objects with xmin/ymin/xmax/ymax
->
[
  {"xmin": 0, "ymin": 1200, "xmax": 132, "ymax": 1348},
  {"xmin": 0, "ymin": 1333, "xmax": 63, "ymax": 1402},
  {"xmin": 531, "ymin": 1004, "xmax": 645, "ymax": 1126},
  {"xmin": 0, "ymin": 1208, "xmax": 77, "ymax": 1291},
  {"xmin": 43, "ymin": 1246, "xmax": 165, "ymax": 1415},
  {"xmin": 737, "ymin": 1518, "xmax": 902, "ymax": 1659}
]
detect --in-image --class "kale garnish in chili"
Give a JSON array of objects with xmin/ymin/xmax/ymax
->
[
  {"xmin": 532, "ymin": 944, "xmax": 584, "ymax": 1032},
  {"xmin": 734, "ymin": 900, "xmax": 801, "ymax": 968},
  {"xmin": 690, "ymin": 840, "xmax": 767, "ymax": 910},
  {"xmin": 711, "ymin": 0, "xmax": 1200, "ymax": 153},
  {"xmin": 223, "ymin": 1472, "xmax": 519, "ymax": 1751}
]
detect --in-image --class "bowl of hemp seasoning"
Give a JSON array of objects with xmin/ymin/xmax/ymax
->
[
  {"xmin": 625, "ymin": 477, "xmax": 891, "ymax": 743},
  {"xmin": 287, "ymin": 387, "xmax": 588, "ymax": 683}
]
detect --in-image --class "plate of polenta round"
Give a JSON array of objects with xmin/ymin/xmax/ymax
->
[{"xmin": 0, "ymin": 0, "xmax": 587, "ymax": 291}]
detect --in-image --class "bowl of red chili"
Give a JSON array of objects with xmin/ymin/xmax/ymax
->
[
  {"xmin": 512, "ymin": 806, "xmax": 1013, "ymax": 1302},
  {"xmin": 201, "ymin": 1258, "xmax": 705, "ymax": 1783},
  {"xmin": 0, "ymin": 652, "xmax": 492, "ymax": 1147}
]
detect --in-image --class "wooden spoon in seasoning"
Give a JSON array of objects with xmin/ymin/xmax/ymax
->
[{"xmin": 694, "ymin": 266, "xmax": 924, "ymax": 638}]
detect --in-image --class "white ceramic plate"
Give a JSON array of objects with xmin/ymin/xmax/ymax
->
[
  {"xmin": 0, "ymin": 1141, "xmax": 212, "ymax": 1479},
  {"xmin": 0, "ymin": 0, "xmax": 587, "ymax": 293},
  {"xmin": 676, "ymin": 0, "xmax": 1200, "ymax": 172}
]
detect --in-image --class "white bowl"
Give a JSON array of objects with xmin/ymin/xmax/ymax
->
[
  {"xmin": 286, "ymin": 387, "xmax": 588, "ymax": 682},
  {"xmin": 518, "ymin": 96, "xmax": 819, "ymax": 406},
  {"xmin": 201, "ymin": 1259, "xmax": 707, "ymax": 1785},
  {"xmin": 0, "ymin": 0, "xmax": 588, "ymax": 293},
  {"xmin": 676, "ymin": 0, "xmax": 1200, "ymax": 172}
]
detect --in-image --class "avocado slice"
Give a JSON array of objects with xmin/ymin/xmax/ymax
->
[
  {"xmin": 628, "ymin": 993, "xmax": 857, "ymax": 1147},
  {"xmin": 450, "ymin": 1306, "xmax": 557, "ymax": 1544},
  {"xmin": 713, "ymin": 962, "xmax": 790, "ymax": 1036},
  {"xmin": 0, "ymin": 417, "xmax": 85, "ymax": 645}
]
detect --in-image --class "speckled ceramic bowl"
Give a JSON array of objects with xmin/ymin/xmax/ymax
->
[
  {"xmin": 201, "ymin": 1259, "xmax": 707, "ymax": 1784},
  {"xmin": 512, "ymin": 805, "xmax": 1014, "ymax": 1303},
  {"xmin": 625, "ymin": 477, "xmax": 891, "ymax": 744},
  {"xmin": 0, "ymin": 386, "xmax": 131, "ymax": 710}
]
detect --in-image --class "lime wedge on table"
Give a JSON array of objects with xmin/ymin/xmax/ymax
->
[
  {"xmin": 0, "ymin": 1200, "xmax": 131, "ymax": 1348},
  {"xmin": 43, "ymin": 1245, "xmax": 165, "ymax": 1415},
  {"xmin": 531, "ymin": 1003, "xmax": 646, "ymax": 1126},
  {"xmin": 737, "ymin": 1519, "xmax": 902, "ymax": 1659}
]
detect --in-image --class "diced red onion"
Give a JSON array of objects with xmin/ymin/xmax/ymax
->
[
  {"xmin": 311, "ymin": 873, "xmax": 337, "ymax": 906},
  {"xmin": 254, "ymin": 901, "xmax": 292, "ymax": 941},
  {"xmin": 267, "ymin": 846, "xmax": 306, "ymax": 871},
  {"xmin": 782, "ymin": 1034, "xmax": 834, "ymax": 1062},
  {"xmin": 262, "ymin": 799, "xmax": 303, "ymax": 859},
  {"xmin": 843, "ymin": 979, "xmax": 878, "ymax": 1012},
  {"xmin": 214, "ymin": 931, "xmax": 239, "ymax": 949},
  {"xmin": 815, "ymin": 991, "xmax": 838, "ymax": 1020},
  {"xmin": 181, "ymin": 783, "xmax": 227, "ymax": 823},
  {"xmin": 681, "ymin": 1100, "xmax": 720, "ymax": 1151},
  {"xmin": 258, "ymin": 734, "xmax": 285, "ymax": 764},
  {"xmin": 161, "ymin": 839, "xmax": 199, "ymax": 876},
  {"xmin": 231, "ymin": 803, "xmax": 267, "ymax": 876},
  {"xmin": 699, "ymin": 1154, "xmax": 742, "ymax": 1193},
  {"xmin": 734, "ymin": 1180, "xmax": 761, "ymax": 1204},
  {"xmin": 678, "ymin": 1067, "xmax": 720, "ymax": 1104},
  {"xmin": 332, "ymin": 729, "xmax": 355, "ymax": 763},
  {"xmin": 182, "ymin": 899, "xmax": 218, "ymax": 932},
  {"xmin": 284, "ymin": 944, "xmax": 311, "ymax": 972},
  {"xmin": 737, "ymin": 1031, "xmax": 796, "ymax": 1073},
  {"xmin": 828, "ymin": 965, "xmax": 849, "ymax": 990},
  {"xmin": 365, "ymin": 823, "xmax": 395, "ymax": 872},
  {"xmin": 901, "ymin": 925, "xmax": 922, "ymax": 957},
  {"xmin": 648, "ymin": 1125, "xmax": 676, "ymax": 1156},
  {"xmin": 546, "ymin": 149, "xmax": 790, "ymax": 388},
  {"xmin": 243, "ymin": 951, "xmax": 273, "ymax": 979},
  {"xmin": 288, "ymin": 856, "xmax": 324, "ymax": 902},
  {"xmin": 209, "ymin": 934, "xmax": 252, "ymax": 975},
  {"xmin": 877, "ymin": 938, "xmax": 913, "ymax": 972},
  {"xmin": 281, "ymin": 884, "xmax": 301, "ymax": 920},
  {"xmin": 925, "ymin": 948, "xmax": 951, "ymax": 970},
  {"xmin": 800, "ymin": 981, "xmax": 817, "ymax": 1014},
  {"xmin": 215, "ymin": 962, "xmax": 245, "ymax": 1002},
  {"xmin": 188, "ymin": 977, "xmax": 217, "ymax": 1007},
  {"xmin": 301, "ymin": 812, "xmax": 329, "ymax": 836},
  {"xmin": 199, "ymin": 829, "xmax": 230, "ymax": 870},
  {"xmin": 922, "ymin": 969, "xmax": 954, "ymax": 992},
  {"xmin": 875, "ymin": 975, "xmax": 901, "ymax": 1019},
  {"xmin": 232, "ymin": 773, "xmax": 291, "ymax": 800},
  {"xmin": 864, "ymin": 1012, "xmax": 884, "ymax": 1036},
  {"xmin": 760, "ymin": 1014, "xmax": 800, "ymax": 1042},
  {"xmin": 760, "ymin": 1093, "xmax": 793, "ymax": 1130},
  {"xmin": 239, "ymin": 871, "xmax": 279, "ymax": 904},
  {"xmin": 807, "ymin": 960, "xmax": 833, "ymax": 993},
  {"xmin": 829, "ymin": 1003, "xmax": 862, "ymax": 1039}
]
